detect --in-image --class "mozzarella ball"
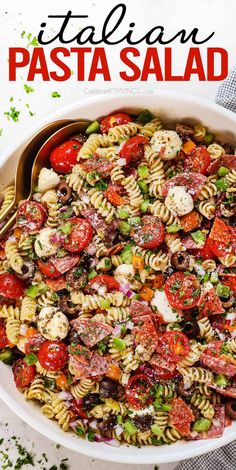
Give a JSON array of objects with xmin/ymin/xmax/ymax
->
[
  {"xmin": 114, "ymin": 264, "xmax": 135, "ymax": 285},
  {"xmin": 151, "ymin": 290, "xmax": 183, "ymax": 323},
  {"xmin": 34, "ymin": 227, "xmax": 60, "ymax": 258},
  {"xmin": 151, "ymin": 130, "xmax": 182, "ymax": 160},
  {"xmin": 37, "ymin": 307, "xmax": 69, "ymax": 340},
  {"xmin": 165, "ymin": 186, "xmax": 194, "ymax": 216},
  {"xmin": 38, "ymin": 168, "xmax": 60, "ymax": 193},
  {"xmin": 41, "ymin": 189, "xmax": 58, "ymax": 205}
]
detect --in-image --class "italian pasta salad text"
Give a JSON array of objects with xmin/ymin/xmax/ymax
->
[{"xmin": 1, "ymin": 109, "xmax": 236, "ymax": 446}]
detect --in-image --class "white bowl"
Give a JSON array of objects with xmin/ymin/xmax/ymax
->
[{"xmin": 1, "ymin": 91, "xmax": 236, "ymax": 464}]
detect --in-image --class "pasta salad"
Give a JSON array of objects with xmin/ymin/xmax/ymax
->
[{"xmin": 1, "ymin": 109, "xmax": 236, "ymax": 447}]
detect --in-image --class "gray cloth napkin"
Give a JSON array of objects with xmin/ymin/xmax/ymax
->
[
  {"xmin": 216, "ymin": 66, "xmax": 236, "ymax": 112},
  {"xmin": 176, "ymin": 69, "xmax": 236, "ymax": 470},
  {"xmin": 175, "ymin": 440, "xmax": 236, "ymax": 470}
]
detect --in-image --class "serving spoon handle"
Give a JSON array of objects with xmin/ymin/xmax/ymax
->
[{"xmin": 0, "ymin": 120, "xmax": 91, "ymax": 239}]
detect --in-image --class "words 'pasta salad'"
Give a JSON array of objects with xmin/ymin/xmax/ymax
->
[{"xmin": 1, "ymin": 109, "xmax": 236, "ymax": 446}]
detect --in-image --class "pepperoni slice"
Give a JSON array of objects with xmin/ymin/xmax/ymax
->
[
  {"xmin": 70, "ymin": 319, "xmax": 113, "ymax": 348},
  {"xmin": 164, "ymin": 272, "xmax": 201, "ymax": 310},
  {"xmin": 80, "ymin": 155, "xmax": 114, "ymax": 176},
  {"xmin": 208, "ymin": 155, "xmax": 236, "ymax": 175},
  {"xmin": 198, "ymin": 288, "xmax": 225, "ymax": 317},
  {"xmin": 156, "ymin": 331, "xmax": 190, "ymax": 364},
  {"xmin": 105, "ymin": 184, "xmax": 128, "ymax": 206},
  {"xmin": 162, "ymin": 172, "xmax": 206, "ymax": 199},
  {"xmin": 169, "ymin": 398, "xmax": 194, "ymax": 436},
  {"xmin": 38, "ymin": 259, "xmax": 61, "ymax": 279},
  {"xmin": 132, "ymin": 216, "xmax": 165, "ymax": 249}
]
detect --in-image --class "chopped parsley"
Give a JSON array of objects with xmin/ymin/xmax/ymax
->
[
  {"xmin": 51, "ymin": 91, "xmax": 61, "ymax": 98},
  {"xmin": 4, "ymin": 107, "xmax": 20, "ymax": 122},
  {"xmin": 24, "ymin": 84, "xmax": 34, "ymax": 93}
]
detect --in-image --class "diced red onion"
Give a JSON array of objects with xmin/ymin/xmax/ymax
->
[
  {"xmin": 90, "ymin": 257, "xmax": 98, "ymax": 268},
  {"xmin": 194, "ymin": 263, "xmax": 205, "ymax": 276},
  {"xmin": 218, "ymin": 332, "xmax": 226, "ymax": 341},
  {"xmin": 190, "ymin": 431, "xmax": 199, "ymax": 438},
  {"xmin": 89, "ymin": 419, "xmax": 98, "ymax": 430},
  {"xmin": 126, "ymin": 320, "xmax": 134, "ymax": 330},
  {"xmin": 113, "ymin": 324, "xmax": 122, "ymax": 337},
  {"xmin": 86, "ymin": 244, "xmax": 97, "ymax": 255},
  {"xmin": 184, "ymin": 381, "xmax": 193, "ymax": 390},
  {"xmin": 105, "ymin": 438, "xmax": 121, "ymax": 447},
  {"xmin": 226, "ymin": 312, "xmax": 236, "ymax": 321},
  {"xmin": 118, "ymin": 141, "xmax": 126, "ymax": 152},
  {"xmin": 126, "ymin": 290, "xmax": 136, "ymax": 298},
  {"xmin": 94, "ymin": 433, "xmax": 102, "ymax": 443},
  {"xmin": 33, "ymin": 192, "xmax": 43, "ymax": 202},
  {"xmin": 119, "ymin": 284, "xmax": 131, "ymax": 295},
  {"xmin": 117, "ymin": 158, "xmax": 127, "ymax": 167},
  {"xmin": 59, "ymin": 206, "xmax": 68, "ymax": 213},
  {"xmin": 81, "ymin": 194, "xmax": 90, "ymax": 204},
  {"xmin": 70, "ymin": 421, "xmax": 78, "ymax": 430},
  {"xmin": 114, "ymin": 424, "xmax": 124, "ymax": 437},
  {"xmin": 20, "ymin": 324, "xmax": 28, "ymax": 336},
  {"xmin": 98, "ymin": 286, "xmax": 107, "ymax": 296},
  {"xmin": 58, "ymin": 391, "xmax": 73, "ymax": 401}
]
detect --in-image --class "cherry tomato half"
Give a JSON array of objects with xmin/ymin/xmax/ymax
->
[
  {"xmin": 50, "ymin": 140, "xmax": 82, "ymax": 174},
  {"xmin": 132, "ymin": 216, "xmax": 165, "ymax": 249},
  {"xmin": 38, "ymin": 341, "xmax": 68, "ymax": 371},
  {"xmin": 100, "ymin": 112, "xmax": 132, "ymax": 133},
  {"xmin": 125, "ymin": 374, "xmax": 153, "ymax": 410},
  {"xmin": 119, "ymin": 136, "xmax": 148, "ymax": 165},
  {"xmin": 164, "ymin": 272, "xmax": 201, "ymax": 310},
  {"xmin": 0, "ymin": 273, "xmax": 24, "ymax": 299},
  {"xmin": 16, "ymin": 201, "xmax": 46, "ymax": 233},
  {"xmin": 0, "ymin": 320, "xmax": 9, "ymax": 349},
  {"xmin": 62, "ymin": 217, "xmax": 93, "ymax": 253},
  {"xmin": 37, "ymin": 259, "xmax": 61, "ymax": 279},
  {"xmin": 86, "ymin": 274, "xmax": 120, "ymax": 293},
  {"xmin": 184, "ymin": 146, "xmax": 211, "ymax": 175},
  {"xmin": 71, "ymin": 399, "xmax": 88, "ymax": 419},
  {"xmin": 13, "ymin": 359, "xmax": 36, "ymax": 388},
  {"xmin": 45, "ymin": 277, "xmax": 67, "ymax": 292},
  {"xmin": 156, "ymin": 331, "xmax": 190, "ymax": 364}
]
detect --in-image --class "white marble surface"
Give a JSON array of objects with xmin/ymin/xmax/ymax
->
[{"xmin": 0, "ymin": 0, "xmax": 235, "ymax": 468}]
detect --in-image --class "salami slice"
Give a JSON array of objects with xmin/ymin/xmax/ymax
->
[
  {"xmin": 200, "ymin": 341, "xmax": 236, "ymax": 377},
  {"xmin": 188, "ymin": 405, "xmax": 225, "ymax": 440},
  {"xmin": 162, "ymin": 172, "xmax": 206, "ymax": 199},
  {"xmin": 150, "ymin": 353, "xmax": 177, "ymax": 374},
  {"xmin": 70, "ymin": 319, "xmax": 113, "ymax": 348},
  {"xmin": 182, "ymin": 235, "xmax": 205, "ymax": 250},
  {"xmin": 88, "ymin": 353, "xmax": 108, "ymax": 377},
  {"xmin": 51, "ymin": 255, "xmax": 80, "ymax": 274},
  {"xmin": 208, "ymin": 155, "xmax": 236, "ymax": 175},
  {"xmin": 130, "ymin": 300, "xmax": 154, "ymax": 318},
  {"xmin": 80, "ymin": 155, "xmax": 114, "ymax": 175},
  {"xmin": 208, "ymin": 384, "xmax": 236, "ymax": 398},
  {"xmin": 69, "ymin": 344, "xmax": 92, "ymax": 379}
]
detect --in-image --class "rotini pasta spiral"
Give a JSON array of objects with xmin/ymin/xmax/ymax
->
[
  {"xmin": 197, "ymin": 317, "xmax": 215, "ymax": 343},
  {"xmin": 0, "ymin": 185, "xmax": 15, "ymax": 217}
]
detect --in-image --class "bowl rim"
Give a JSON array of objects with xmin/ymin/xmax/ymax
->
[{"xmin": 1, "ymin": 90, "xmax": 236, "ymax": 464}]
